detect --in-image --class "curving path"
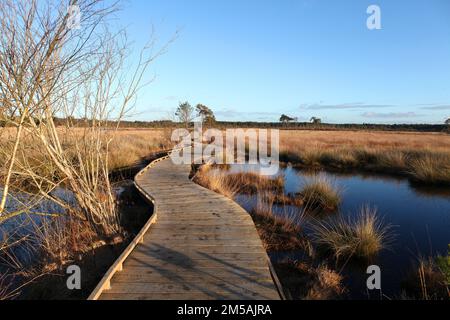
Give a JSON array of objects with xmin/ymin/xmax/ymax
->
[{"xmin": 89, "ymin": 153, "xmax": 281, "ymax": 300}]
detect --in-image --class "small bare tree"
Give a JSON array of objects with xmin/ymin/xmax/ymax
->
[
  {"xmin": 0, "ymin": 0, "xmax": 171, "ymax": 239},
  {"xmin": 175, "ymin": 101, "xmax": 195, "ymax": 129}
]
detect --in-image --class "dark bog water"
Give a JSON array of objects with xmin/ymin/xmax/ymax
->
[{"xmin": 222, "ymin": 164, "xmax": 450, "ymax": 299}]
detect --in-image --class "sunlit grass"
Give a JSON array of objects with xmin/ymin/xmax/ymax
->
[
  {"xmin": 310, "ymin": 205, "xmax": 392, "ymax": 259},
  {"xmin": 193, "ymin": 164, "xmax": 284, "ymax": 198},
  {"xmin": 299, "ymin": 175, "xmax": 341, "ymax": 212},
  {"xmin": 279, "ymin": 130, "xmax": 450, "ymax": 185}
]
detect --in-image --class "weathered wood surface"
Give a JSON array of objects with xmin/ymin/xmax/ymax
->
[{"xmin": 91, "ymin": 154, "xmax": 281, "ymax": 300}]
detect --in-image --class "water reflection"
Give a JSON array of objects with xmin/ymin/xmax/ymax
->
[{"xmin": 219, "ymin": 164, "xmax": 450, "ymax": 298}]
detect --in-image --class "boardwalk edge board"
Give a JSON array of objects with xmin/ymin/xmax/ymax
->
[{"xmin": 87, "ymin": 154, "xmax": 170, "ymax": 300}]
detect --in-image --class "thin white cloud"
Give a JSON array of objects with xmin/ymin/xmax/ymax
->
[
  {"xmin": 419, "ymin": 104, "xmax": 450, "ymax": 110},
  {"xmin": 361, "ymin": 112, "xmax": 419, "ymax": 119},
  {"xmin": 215, "ymin": 109, "xmax": 281, "ymax": 119},
  {"xmin": 300, "ymin": 102, "xmax": 393, "ymax": 110}
]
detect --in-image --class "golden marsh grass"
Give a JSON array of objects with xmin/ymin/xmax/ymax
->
[
  {"xmin": 310, "ymin": 205, "xmax": 393, "ymax": 259},
  {"xmin": 279, "ymin": 130, "xmax": 450, "ymax": 185}
]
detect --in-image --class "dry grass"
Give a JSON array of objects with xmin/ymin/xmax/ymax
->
[
  {"xmin": 193, "ymin": 164, "xmax": 284, "ymax": 199},
  {"xmin": 310, "ymin": 205, "xmax": 392, "ymax": 259},
  {"xmin": 265, "ymin": 192, "xmax": 304, "ymax": 206},
  {"xmin": 107, "ymin": 129, "xmax": 173, "ymax": 170},
  {"xmin": 280, "ymin": 130, "xmax": 450, "ymax": 185},
  {"xmin": 0, "ymin": 127, "xmax": 170, "ymax": 298},
  {"xmin": 0, "ymin": 128, "xmax": 172, "ymax": 177},
  {"xmin": 226, "ymin": 172, "xmax": 284, "ymax": 195},
  {"xmin": 250, "ymin": 192, "xmax": 305, "ymax": 251},
  {"xmin": 193, "ymin": 164, "xmax": 242, "ymax": 199},
  {"xmin": 275, "ymin": 260, "xmax": 345, "ymax": 300},
  {"xmin": 306, "ymin": 264, "xmax": 345, "ymax": 300},
  {"xmin": 0, "ymin": 274, "xmax": 13, "ymax": 300},
  {"xmin": 192, "ymin": 164, "xmax": 307, "ymax": 251},
  {"xmin": 31, "ymin": 215, "xmax": 112, "ymax": 270},
  {"xmin": 299, "ymin": 175, "xmax": 341, "ymax": 212},
  {"xmin": 408, "ymin": 153, "xmax": 450, "ymax": 185},
  {"xmin": 402, "ymin": 256, "xmax": 450, "ymax": 300}
]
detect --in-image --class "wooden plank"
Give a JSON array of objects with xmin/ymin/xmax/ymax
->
[
  {"xmin": 124, "ymin": 255, "xmax": 269, "ymax": 267},
  {"xmin": 148, "ymin": 234, "xmax": 259, "ymax": 240},
  {"xmin": 123, "ymin": 256, "xmax": 269, "ymax": 269},
  {"xmin": 138, "ymin": 240, "xmax": 265, "ymax": 247},
  {"xmin": 129, "ymin": 250, "xmax": 267, "ymax": 259},
  {"xmin": 98, "ymin": 291, "xmax": 274, "ymax": 300},
  {"xmin": 111, "ymin": 270, "xmax": 273, "ymax": 283},
  {"xmin": 105, "ymin": 281, "xmax": 279, "ymax": 299},
  {"xmin": 133, "ymin": 244, "xmax": 266, "ymax": 255},
  {"xmin": 117, "ymin": 264, "xmax": 271, "ymax": 275}
]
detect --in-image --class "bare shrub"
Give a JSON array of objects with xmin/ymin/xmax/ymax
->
[{"xmin": 0, "ymin": 0, "xmax": 172, "ymax": 235}]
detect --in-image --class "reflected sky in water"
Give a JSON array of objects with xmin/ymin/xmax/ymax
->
[{"xmin": 224, "ymin": 164, "xmax": 450, "ymax": 299}]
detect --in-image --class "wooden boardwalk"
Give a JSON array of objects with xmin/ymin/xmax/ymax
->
[{"xmin": 89, "ymin": 153, "xmax": 281, "ymax": 300}]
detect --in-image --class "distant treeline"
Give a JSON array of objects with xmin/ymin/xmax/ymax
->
[
  {"xmin": 99, "ymin": 120, "xmax": 450, "ymax": 133},
  {"xmin": 213, "ymin": 121, "xmax": 449, "ymax": 133},
  {"xmin": 1, "ymin": 117, "xmax": 448, "ymax": 133}
]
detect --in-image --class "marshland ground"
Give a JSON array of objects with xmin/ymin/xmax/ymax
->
[{"xmin": 1, "ymin": 127, "xmax": 449, "ymax": 300}]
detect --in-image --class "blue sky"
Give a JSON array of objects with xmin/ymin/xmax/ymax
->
[{"xmin": 114, "ymin": 0, "xmax": 450, "ymax": 123}]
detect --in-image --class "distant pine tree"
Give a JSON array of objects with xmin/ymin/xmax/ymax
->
[
  {"xmin": 310, "ymin": 117, "xmax": 322, "ymax": 124},
  {"xmin": 280, "ymin": 114, "xmax": 295, "ymax": 123}
]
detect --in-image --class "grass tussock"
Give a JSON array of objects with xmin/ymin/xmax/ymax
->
[
  {"xmin": 299, "ymin": 175, "xmax": 341, "ymax": 212},
  {"xmin": 408, "ymin": 154, "xmax": 450, "ymax": 185},
  {"xmin": 311, "ymin": 205, "xmax": 392, "ymax": 259},
  {"xmin": 275, "ymin": 260, "xmax": 345, "ymax": 300}
]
